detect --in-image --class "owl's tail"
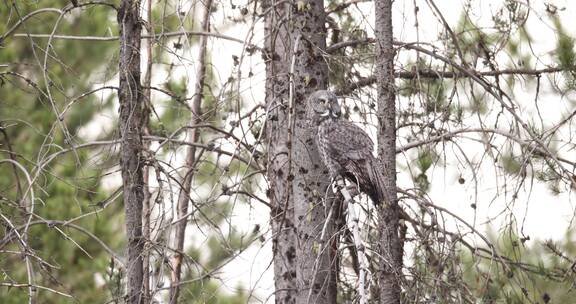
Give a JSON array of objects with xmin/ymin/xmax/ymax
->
[{"xmin": 365, "ymin": 156, "xmax": 392, "ymax": 205}]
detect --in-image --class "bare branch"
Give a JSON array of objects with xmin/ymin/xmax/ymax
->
[
  {"xmin": 169, "ymin": 0, "xmax": 213, "ymax": 302},
  {"xmin": 11, "ymin": 31, "xmax": 247, "ymax": 45},
  {"xmin": 335, "ymin": 67, "xmax": 565, "ymax": 95}
]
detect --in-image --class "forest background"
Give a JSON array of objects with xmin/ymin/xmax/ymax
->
[{"xmin": 1, "ymin": 0, "xmax": 576, "ymax": 303}]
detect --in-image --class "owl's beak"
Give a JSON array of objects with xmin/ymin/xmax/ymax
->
[
  {"xmin": 331, "ymin": 109, "xmax": 341, "ymax": 118},
  {"xmin": 320, "ymin": 109, "xmax": 340, "ymax": 119},
  {"xmin": 319, "ymin": 107, "xmax": 340, "ymax": 120}
]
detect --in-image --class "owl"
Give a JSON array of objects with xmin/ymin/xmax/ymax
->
[{"xmin": 306, "ymin": 90, "xmax": 389, "ymax": 205}]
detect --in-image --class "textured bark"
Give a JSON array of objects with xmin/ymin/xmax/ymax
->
[
  {"xmin": 117, "ymin": 1, "xmax": 145, "ymax": 303},
  {"xmin": 290, "ymin": 1, "xmax": 334, "ymax": 303},
  {"xmin": 375, "ymin": 0, "xmax": 402, "ymax": 304},
  {"xmin": 263, "ymin": 0, "xmax": 297, "ymax": 302},
  {"xmin": 169, "ymin": 0, "xmax": 212, "ymax": 302},
  {"xmin": 264, "ymin": 0, "xmax": 336, "ymax": 302}
]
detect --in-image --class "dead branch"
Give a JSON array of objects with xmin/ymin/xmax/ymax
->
[
  {"xmin": 335, "ymin": 67, "xmax": 565, "ymax": 95},
  {"xmin": 169, "ymin": 0, "xmax": 213, "ymax": 302}
]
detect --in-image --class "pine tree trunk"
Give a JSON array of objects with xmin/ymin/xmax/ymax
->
[
  {"xmin": 375, "ymin": 0, "xmax": 402, "ymax": 304},
  {"xmin": 264, "ymin": 0, "xmax": 337, "ymax": 302},
  {"xmin": 264, "ymin": 1, "xmax": 297, "ymax": 302},
  {"xmin": 117, "ymin": 1, "xmax": 145, "ymax": 303}
]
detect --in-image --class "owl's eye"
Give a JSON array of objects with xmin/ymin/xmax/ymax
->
[{"xmin": 319, "ymin": 99, "xmax": 326, "ymax": 104}]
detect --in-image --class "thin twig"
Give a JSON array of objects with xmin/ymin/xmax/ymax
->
[
  {"xmin": 12, "ymin": 31, "xmax": 247, "ymax": 45},
  {"xmin": 0, "ymin": 159, "xmax": 36, "ymax": 303}
]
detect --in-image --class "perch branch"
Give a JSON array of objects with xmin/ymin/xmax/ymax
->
[{"xmin": 335, "ymin": 177, "xmax": 370, "ymax": 304}]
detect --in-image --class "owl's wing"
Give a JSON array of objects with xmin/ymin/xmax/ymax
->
[
  {"xmin": 322, "ymin": 120, "xmax": 388, "ymax": 203},
  {"xmin": 325, "ymin": 120, "xmax": 375, "ymax": 161}
]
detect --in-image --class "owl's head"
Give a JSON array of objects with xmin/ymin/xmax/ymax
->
[{"xmin": 306, "ymin": 90, "xmax": 341, "ymax": 124}]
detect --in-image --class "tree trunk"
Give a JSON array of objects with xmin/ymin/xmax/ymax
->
[
  {"xmin": 117, "ymin": 1, "xmax": 145, "ymax": 303},
  {"xmin": 375, "ymin": 0, "xmax": 402, "ymax": 304},
  {"xmin": 290, "ymin": 1, "xmax": 336, "ymax": 303},
  {"xmin": 264, "ymin": 0, "xmax": 337, "ymax": 302},
  {"xmin": 263, "ymin": 1, "xmax": 297, "ymax": 302}
]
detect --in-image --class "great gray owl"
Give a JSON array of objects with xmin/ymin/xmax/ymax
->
[{"xmin": 306, "ymin": 90, "xmax": 389, "ymax": 205}]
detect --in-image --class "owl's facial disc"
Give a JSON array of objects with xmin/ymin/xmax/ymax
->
[
  {"xmin": 314, "ymin": 98, "xmax": 328, "ymax": 116},
  {"xmin": 307, "ymin": 90, "xmax": 341, "ymax": 123}
]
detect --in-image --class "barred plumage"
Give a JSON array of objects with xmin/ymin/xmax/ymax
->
[{"xmin": 306, "ymin": 90, "xmax": 389, "ymax": 204}]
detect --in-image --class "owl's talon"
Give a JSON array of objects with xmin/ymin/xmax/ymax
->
[
  {"xmin": 346, "ymin": 185, "xmax": 360, "ymax": 197},
  {"xmin": 334, "ymin": 176, "xmax": 346, "ymax": 188}
]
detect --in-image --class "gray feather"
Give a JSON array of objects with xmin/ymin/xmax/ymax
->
[{"xmin": 307, "ymin": 90, "xmax": 390, "ymax": 205}]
